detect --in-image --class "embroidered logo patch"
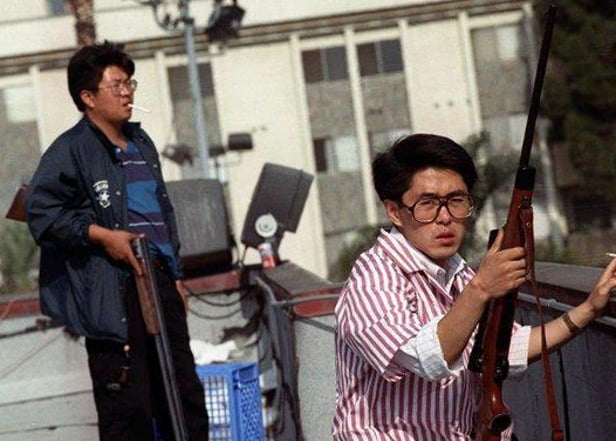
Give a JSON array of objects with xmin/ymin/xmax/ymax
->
[{"xmin": 93, "ymin": 180, "xmax": 111, "ymax": 208}]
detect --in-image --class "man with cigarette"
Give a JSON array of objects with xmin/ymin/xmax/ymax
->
[{"xmin": 25, "ymin": 41, "xmax": 208, "ymax": 440}]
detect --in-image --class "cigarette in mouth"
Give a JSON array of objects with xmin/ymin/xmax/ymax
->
[
  {"xmin": 606, "ymin": 253, "xmax": 616, "ymax": 258},
  {"xmin": 128, "ymin": 103, "xmax": 151, "ymax": 113}
]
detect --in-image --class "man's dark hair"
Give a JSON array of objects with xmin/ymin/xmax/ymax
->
[
  {"xmin": 372, "ymin": 133, "xmax": 478, "ymax": 202},
  {"xmin": 67, "ymin": 41, "xmax": 135, "ymax": 112}
]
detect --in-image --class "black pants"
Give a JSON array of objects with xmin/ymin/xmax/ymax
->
[{"xmin": 86, "ymin": 267, "xmax": 209, "ymax": 441}]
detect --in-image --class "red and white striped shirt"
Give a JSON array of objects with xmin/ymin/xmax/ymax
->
[{"xmin": 333, "ymin": 228, "xmax": 530, "ymax": 440}]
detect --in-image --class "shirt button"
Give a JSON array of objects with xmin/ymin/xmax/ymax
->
[
  {"xmin": 162, "ymin": 193, "xmax": 167, "ymax": 198},
  {"xmin": 121, "ymin": 317, "xmax": 127, "ymax": 323},
  {"xmin": 114, "ymin": 223, "xmax": 120, "ymax": 228},
  {"xmin": 115, "ymin": 190, "xmax": 121, "ymax": 196},
  {"xmin": 153, "ymin": 164, "xmax": 158, "ymax": 169}
]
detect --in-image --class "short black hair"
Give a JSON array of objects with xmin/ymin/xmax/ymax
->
[
  {"xmin": 372, "ymin": 133, "xmax": 478, "ymax": 202},
  {"xmin": 67, "ymin": 40, "xmax": 135, "ymax": 112}
]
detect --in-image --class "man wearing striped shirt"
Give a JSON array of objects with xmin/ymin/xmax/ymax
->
[{"xmin": 333, "ymin": 134, "xmax": 616, "ymax": 440}]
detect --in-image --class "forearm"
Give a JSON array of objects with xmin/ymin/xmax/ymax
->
[
  {"xmin": 527, "ymin": 302, "xmax": 595, "ymax": 363},
  {"xmin": 437, "ymin": 280, "xmax": 488, "ymax": 365},
  {"xmin": 30, "ymin": 210, "xmax": 94, "ymax": 249},
  {"xmin": 88, "ymin": 224, "xmax": 113, "ymax": 244}
]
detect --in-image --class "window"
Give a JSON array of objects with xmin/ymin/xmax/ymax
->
[
  {"xmin": 302, "ymin": 46, "xmax": 348, "ymax": 83},
  {"xmin": 167, "ymin": 63, "xmax": 222, "ymax": 179},
  {"xmin": 472, "ymin": 23, "xmax": 529, "ymax": 152},
  {"xmin": 3, "ymin": 85, "xmax": 37, "ymax": 123},
  {"xmin": 357, "ymin": 39, "xmax": 403, "ymax": 77},
  {"xmin": 482, "ymin": 113, "xmax": 527, "ymax": 152},
  {"xmin": 313, "ymin": 138, "xmax": 328, "ymax": 173},
  {"xmin": 312, "ymin": 135, "xmax": 360, "ymax": 173},
  {"xmin": 168, "ymin": 63, "xmax": 215, "ymax": 99},
  {"xmin": 47, "ymin": 0, "xmax": 69, "ymax": 15},
  {"xmin": 369, "ymin": 129, "xmax": 409, "ymax": 158}
]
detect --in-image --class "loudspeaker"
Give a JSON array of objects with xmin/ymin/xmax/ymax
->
[
  {"xmin": 241, "ymin": 163, "xmax": 313, "ymax": 248},
  {"xmin": 166, "ymin": 179, "xmax": 234, "ymax": 274}
]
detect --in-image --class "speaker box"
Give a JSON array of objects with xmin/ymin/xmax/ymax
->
[
  {"xmin": 166, "ymin": 179, "xmax": 234, "ymax": 275},
  {"xmin": 241, "ymin": 163, "xmax": 313, "ymax": 248}
]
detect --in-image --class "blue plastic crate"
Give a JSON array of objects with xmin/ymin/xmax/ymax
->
[{"xmin": 197, "ymin": 361, "xmax": 264, "ymax": 441}]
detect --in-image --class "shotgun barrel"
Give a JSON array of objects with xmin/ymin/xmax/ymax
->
[{"xmin": 132, "ymin": 236, "xmax": 189, "ymax": 441}]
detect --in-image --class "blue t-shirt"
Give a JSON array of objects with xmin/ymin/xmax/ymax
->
[{"xmin": 116, "ymin": 141, "xmax": 180, "ymax": 279}]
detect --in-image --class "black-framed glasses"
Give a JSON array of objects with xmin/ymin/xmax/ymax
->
[
  {"xmin": 399, "ymin": 193, "xmax": 475, "ymax": 223},
  {"xmin": 98, "ymin": 79, "xmax": 138, "ymax": 96}
]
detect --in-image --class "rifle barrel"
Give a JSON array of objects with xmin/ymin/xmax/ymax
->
[{"xmin": 519, "ymin": 4, "xmax": 557, "ymax": 168}]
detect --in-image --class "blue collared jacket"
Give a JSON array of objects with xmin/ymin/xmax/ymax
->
[{"xmin": 26, "ymin": 118, "xmax": 182, "ymax": 342}]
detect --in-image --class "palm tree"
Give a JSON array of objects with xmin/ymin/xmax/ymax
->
[{"xmin": 68, "ymin": 0, "xmax": 96, "ymax": 46}]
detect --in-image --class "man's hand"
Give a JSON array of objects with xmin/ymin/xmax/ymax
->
[
  {"xmin": 175, "ymin": 280, "xmax": 190, "ymax": 314},
  {"xmin": 583, "ymin": 256, "xmax": 616, "ymax": 318},
  {"xmin": 440, "ymin": 230, "xmax": 526, "ymax": 363},
  {"xmin": 88, "ymin": 224, "xmax": 143, "ymax": 275},
  {"xmin": 468, "ymin": 229, "xmax": 527, "ymax": 303}
]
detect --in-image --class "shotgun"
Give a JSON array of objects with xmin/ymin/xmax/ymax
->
[{"xmin": 131, "ymin": 236, "xmax": 189, "ymax": 441}]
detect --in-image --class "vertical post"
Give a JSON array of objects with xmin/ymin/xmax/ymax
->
[
  {"xmin": 344, "ymin": 26, "xmax": 378, "ymax": 225},
  {"xmin": 179, "ymin": 0, "xmax": 211, "ymax": 178}
]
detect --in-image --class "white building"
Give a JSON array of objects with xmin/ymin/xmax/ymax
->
[{"xmin": 0, "ymin": 0, "xmax": 566, "ymax": 280}]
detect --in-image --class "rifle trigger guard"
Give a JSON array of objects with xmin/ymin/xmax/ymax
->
[{"xmin": 494, "ymin": 357, "xmax": 509, "ymax": 382}]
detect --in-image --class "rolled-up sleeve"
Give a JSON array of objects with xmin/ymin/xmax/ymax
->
[
  {"xmin": 507, "ymin": 324, "xmax": 531, "ymax": 378},
  {"xmin": 394, "ymin": 320, "xmax": 530, "ymax": 381},
  {"xmin": 394, "ymin": 315, "xmax": 464, "ymax": 381}
]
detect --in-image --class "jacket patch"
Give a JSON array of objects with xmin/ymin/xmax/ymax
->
[{"xmin": 93, "ymin": 180, "xmax": 111, "ymax": 208}]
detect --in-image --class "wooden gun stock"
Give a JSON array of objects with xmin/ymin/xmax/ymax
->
[
  {"xmin": 5, "ymin": 185, "xmax": 28, "ymax": 222},
  {"xmin": 132, "ymin": 238, "xmax": 161, "ymax": 335}
]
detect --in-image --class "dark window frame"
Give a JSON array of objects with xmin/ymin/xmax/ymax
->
[
  {"xmin": 302, "ymin": 46, "xmax": 349, "ymax": 84},
  {"xmin": 357, "ymin": 39, "xmax": 403, "ymax": 77}
]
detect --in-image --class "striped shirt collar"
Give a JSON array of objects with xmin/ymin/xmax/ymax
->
[{"xmin": 379, "ymin": 227, "xmax": 466, "ymax": 292}]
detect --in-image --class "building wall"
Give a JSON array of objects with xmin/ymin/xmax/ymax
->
[
  {"xmin": 406, "ymin": 18, "xmax": 475, "ymax": 139},
  {"xmin": 212, "ymin": 40, "xmax": 327, "ymax": 274},
  {"xmin": 0, "ymin": 0, "xmax": 561, "ymax": 281},
  {"xmin": 1, "ymin": 0, "xmax": 442, "ymax": 56}
]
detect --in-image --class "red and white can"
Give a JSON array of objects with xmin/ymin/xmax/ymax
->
[{"xmin": 258, "ymin": 242, "xmax": 276, "ymax": 270}]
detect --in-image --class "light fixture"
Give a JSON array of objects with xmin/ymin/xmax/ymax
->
[
  {"xmin": 205, "ymin": 0, "xmax": 245, "ymax": 42},
  {"xmin": 162, "ymin": 143, "xmax": 195, "ymax": 166}
]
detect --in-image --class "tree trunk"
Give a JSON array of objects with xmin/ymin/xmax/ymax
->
[{"xmin": 68, "ymin": 0, "xmax": 96, "ymax": 47}]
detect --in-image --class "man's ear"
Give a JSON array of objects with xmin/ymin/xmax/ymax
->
[
  {"xmin": 384, "ymin": 199, "xmax": 403, "ymax": 227},
  {"xmin": 80, "ymin": 90, "xmax": 95, "ymax": 110}
]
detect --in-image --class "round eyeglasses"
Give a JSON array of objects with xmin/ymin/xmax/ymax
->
[
  {"xmin": 98, "ymin": 79, "xmax": 138, "ymax": 96},
  {"xmin": 399, "ymin": 194, "xmax": 475, "ymax": 223}
]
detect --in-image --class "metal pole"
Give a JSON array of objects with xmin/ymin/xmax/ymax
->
[{"xmin": 179, "ymin": 0, "xmax": 211, "ymax": 178}]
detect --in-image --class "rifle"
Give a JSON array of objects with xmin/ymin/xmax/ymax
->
[
  {"xmin": 131, "ymin": 236, "xmax": 189, "ymax": 441},
  {"xmin": 469, "ymin": 5, "xmax": 561, "ymax": 441},
  {"xmin": 5, "ymin": 184, "xmax": 28, "ymax": 222}
]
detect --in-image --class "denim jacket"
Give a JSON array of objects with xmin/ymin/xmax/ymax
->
[{"xmin": 26, "ymin": 118, "xmax": 182, "ymax": 342}]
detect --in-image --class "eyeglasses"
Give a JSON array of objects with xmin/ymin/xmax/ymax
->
[
  {"xmin": 98, "ymin": 79, "xmax": 138, "ymax": 96},
  {"xmin": 399, "ymin": 194, "xmax": 475, "ymax": 223}
]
